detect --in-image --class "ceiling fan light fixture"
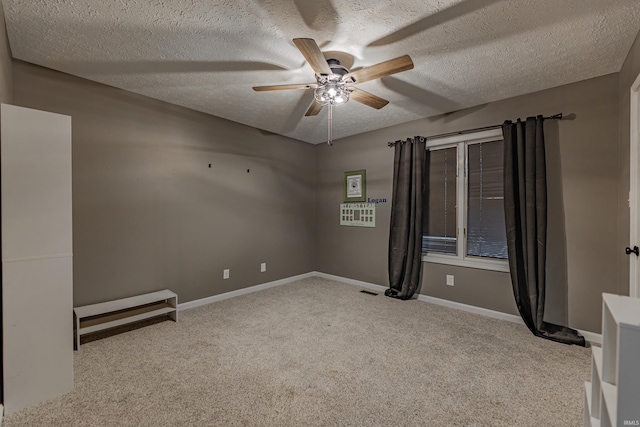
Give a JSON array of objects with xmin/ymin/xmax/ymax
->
[
  {"xmin": 333, "ymin": 94, "xmax": 347, "ymax": 104},
  {"xmin": 314, "ymin": 82, "xmax": 349, "ymax": 106}
]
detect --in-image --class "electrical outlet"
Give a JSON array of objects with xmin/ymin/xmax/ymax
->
[
  {"xmin": 223, "ymin": 269, "xmax": 230, "ymax": 279},
  {"xmin": 446, "ymin": 275, "xmax": 454, "ymax": 286},
  {"xmin": 260, "ymin": 263, "xmax": 267, "ymax": 272}
]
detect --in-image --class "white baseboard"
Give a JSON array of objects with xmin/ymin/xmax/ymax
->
[
  {"xmin": 418, "ymin": 294, "xmax": 602, "ymax": 345},
  {"xmin": 314, "ymin": 272, "xmax": 389, "ymax": 293},
  {"xmin": 177, "ymin": 272, "xmax": 316, "ymax": 311},
  {"xmin": 315, "ymin": 272, "xmax": 602, "ymax": 345},
  {"xmin": 417, "ymin": 294, "xmax": 525, "ymax": 323},
  {"xmin": 176, "ymin": 270, "xmax": 602, "ymax": 345}
]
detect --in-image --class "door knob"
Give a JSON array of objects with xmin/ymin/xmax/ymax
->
[{"xmin": 625, "ymin": 246, "xmax": 639, "ymax": 256}]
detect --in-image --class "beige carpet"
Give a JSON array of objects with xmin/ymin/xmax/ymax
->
[{"xmin": 3, "ymin": 277, "xmax": 592, "ymax": 426}]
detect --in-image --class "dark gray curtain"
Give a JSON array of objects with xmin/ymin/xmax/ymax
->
[
  {"xmin": 386, "ymin": 137, "xmax": 426, "ymax": 300},
  {"xmin": 503, "ymin": 116, "xmax": 585, "ymax": 346}
]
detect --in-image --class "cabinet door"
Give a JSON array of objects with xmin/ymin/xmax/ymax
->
[
  {"xmin": 2, "ymin": 257, "xmax": 73, "ymax": 414},
  {"xmin": 1, "ymin": 104, "xmax": 72, "ymax": 261}
]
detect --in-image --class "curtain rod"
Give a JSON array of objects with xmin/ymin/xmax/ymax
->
[{"xmin": 387, "ymin": 113, "xmax": 563, "ymax": 147}]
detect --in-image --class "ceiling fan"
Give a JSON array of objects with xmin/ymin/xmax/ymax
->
[{"xmin": 253, "ymin": 38, "xmax": 414, "ymax": 144}]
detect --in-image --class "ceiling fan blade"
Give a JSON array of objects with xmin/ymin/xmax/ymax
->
[
  {"xmin": 344, "ymin": 55, "xmax": 414, "ymax": 84},
  {"xmin": 348, "ymin": 88, "xmax": 389, "ymax": 109},
  {"xmin": 380, "ymin": 77, "xmax": 459, "ymax": 112},
  {"xmin": 293, "ymin": 38, "xmax": 332, "ymax": 75},
  {"xmin": 293, "ymin": 0, "xmax": 339, "ymax": 33},
  {"xmin": 253, "ymin": 83, "xmax": 317, "ymax": 91},
  {"xmin": 368, "ymin": 0, "xmax": 503, "ymax": 47},
  {"xmin": 305, "ymin": 101, "xmax": 324, "ymax": 116}
]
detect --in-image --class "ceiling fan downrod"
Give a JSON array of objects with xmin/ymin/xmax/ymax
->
[{"xmin": 327, "ymin": 102, "xmax": 333, "ymax": 146}]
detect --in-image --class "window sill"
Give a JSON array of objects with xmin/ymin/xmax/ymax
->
[{"xmin": 422, "ymin": 253, "xmax": 510, "ymax": 273}]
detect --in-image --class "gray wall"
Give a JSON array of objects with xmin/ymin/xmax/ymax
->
[
  {"xmin": 0, "ymin": 0, "xmax": 12, "ymax": 104},
  {"xmin": 316, "ymin": 74, "xmax": 620, "ymax": 334},
  {"xmin": 12, "ymin": 60, "xmax": 316, "ymax": 306},
  {"xmin": 618, "ymin": 29, "xmax": 640, "ymax": 296},
  {"xmin": 0, "ymin": 0, "xmax": 10, "ymax": 402}
]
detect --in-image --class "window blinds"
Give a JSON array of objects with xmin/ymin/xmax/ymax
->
[
  {"xmin": 466, "ymin": 140, "xmax": 508, "ymax": 259},
  {"xmin": 422, "ymin": 147, "xmax": 457, "ymax": 254}
]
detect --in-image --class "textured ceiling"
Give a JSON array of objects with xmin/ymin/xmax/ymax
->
[{"xmin": 3, "ymin": 0, "xmax": 640, "ymax": 144}]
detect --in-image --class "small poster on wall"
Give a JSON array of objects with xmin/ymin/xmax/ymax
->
[
  {"xmin": 344, "ymin": 169, "xmax": 366, "ymax": 202},
  {"xmin": 340, "ymin": 203, "xmax": 376, "ymax": 227}
]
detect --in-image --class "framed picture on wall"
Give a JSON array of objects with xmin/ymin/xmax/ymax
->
[{"xmin": 344, "ymin": 169, "xmax": 366, "ymax": 202}]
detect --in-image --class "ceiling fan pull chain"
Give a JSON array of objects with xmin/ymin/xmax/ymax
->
[{"xmin": 328, "ymin": 102, "xmax": 333, "ymax": 146}]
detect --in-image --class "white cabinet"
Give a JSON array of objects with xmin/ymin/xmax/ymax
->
[
  {"xmin": 1, "ymin": 104, "xmax": 73, "ymax": 415},
  {"xmin": 584, "ymin": 293, "xmax": 640, "ymax": 427}
]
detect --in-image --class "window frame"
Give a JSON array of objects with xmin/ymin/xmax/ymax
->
[{"xmin": 422, "ymin": 128, "xmax": 510, "ymax": 273}]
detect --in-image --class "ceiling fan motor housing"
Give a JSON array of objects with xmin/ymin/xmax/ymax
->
[
  {"xmin": 317, "ymin": 59, "xmax": 352, "ymax": 88},
  {"xmin": 327, "ymin": 58, "xmax": 349, "ymax": 76}
]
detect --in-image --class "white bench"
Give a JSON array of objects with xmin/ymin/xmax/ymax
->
[{"xmin": 73, "ymin": 289, "xmax": 178, "ymax": 350}]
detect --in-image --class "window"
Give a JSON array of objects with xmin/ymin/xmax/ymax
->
[
  {"xmin": 422, "ymin": 129, "xmax": 509, "ymax": 272},
  {"xmin": 466, "ymin": 140, "xmax": 508, "ymax": 259},
  {"xmin": 423, "ymin": 147, "xmax": 457, "ymax": 255}
]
